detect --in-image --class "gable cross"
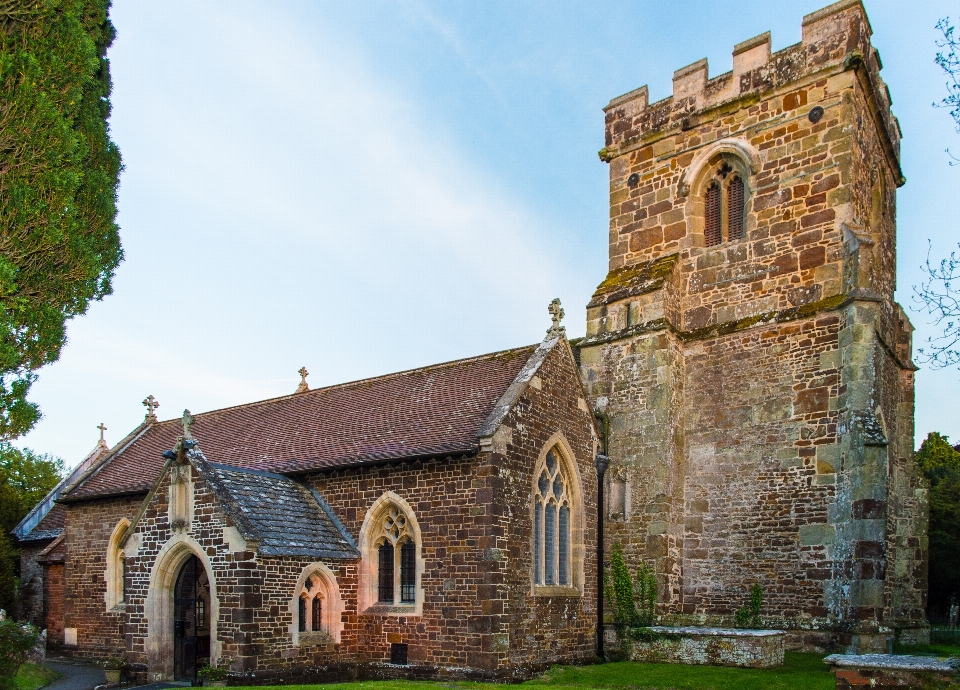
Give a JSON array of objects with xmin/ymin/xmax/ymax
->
[
  {"xmin": 547, "ymin": 298, "xmax": 566, "ymax": 337},
  {"xmin": 182, "ymin": 409, "xmax": 196, "ymax": 439},
  {"xmin": 97, "ymin": 422, "xmax": 107, "ymax": 443},
  {"xmin": 296, "ymin": 367, "xmax": 310, "ymax": 394},
  {"xmin": 142, "ymin": 395, "xmax": 160, "ymax": 421}
]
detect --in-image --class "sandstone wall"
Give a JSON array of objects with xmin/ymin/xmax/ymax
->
[
  {"xmin": 61, "ymin": 495, "xmax": 141, "ymax": 659},
  {"xmin": 579, "ymin": 0, "xmax": 926, "ymax": 651}
]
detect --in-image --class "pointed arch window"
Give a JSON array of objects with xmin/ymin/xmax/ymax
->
[
  {"xmin": 105, "ymin": 519, "xmax": 130, "ymax": 611},
  {"xmin": 296, "ymin": 573, "xmax": 332, "ymax": 636},
  {"xmin": 359, "ymin": 494, "xmax": 422, "ymax": 613},
  {"xmin": 291, "ymin": 563, "xmax": 344, "ymax": 644},
  {"xmin": 703, "ymin": 160, "xmax": 747, "ymax": 246},
  {"xmin": 533, "ymin": 447, "xmax": 573, "ymax": 588}
]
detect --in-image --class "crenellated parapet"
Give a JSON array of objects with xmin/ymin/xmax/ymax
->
[{"xmin": 601, "ymin": 0, "xmax": 902, "ymax": 186}]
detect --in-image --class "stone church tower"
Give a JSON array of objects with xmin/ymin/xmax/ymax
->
[{"xmin": 578, "ymin": 0, "xmax": 927, "ymax": 651}]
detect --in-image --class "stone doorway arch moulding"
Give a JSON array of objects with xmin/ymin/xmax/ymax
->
[{"xmin": 145, "ymin": 534, "xmax": 220, "ymax": 681}]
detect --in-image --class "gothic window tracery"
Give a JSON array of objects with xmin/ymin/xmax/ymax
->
[
  {"xmin": 533, "ymin": 447, "xmax": 573, "ymax": 587},
  {"xmin": 373, "ymin": 505, "xmax": 417, "ymax": 605},
  {"xmin": 297, "ymin": 574, "xmax": 327, "ymax": 634},
  {"xmin": 359, "ymin": 492, "xmax": 423, "ymax": 615},
  {"xmin": 291, "ymin": 563, "xmax": 344, "ymax": 644}
]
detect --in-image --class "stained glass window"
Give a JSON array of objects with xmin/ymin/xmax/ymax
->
[
  {"xmin": 312, "ymin": 596, "xmax": 322, "ymax": 631},
  {"xmin": 298, "ymin": 595, "xmax": 307, "ymax": 632}
]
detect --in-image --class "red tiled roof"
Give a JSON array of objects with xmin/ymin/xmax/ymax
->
[
  {"xmin": 35, "ymin": 503, "xmax": 65, "ymax": 532},
  {"xmin": 66, "ymin": 345, "xmax": 537, "ymax": 500}
]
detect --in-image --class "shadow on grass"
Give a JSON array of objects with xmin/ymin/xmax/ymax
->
[{"xmin": 253, "ymin": 653, "xmax": 833, "ymax": 690}]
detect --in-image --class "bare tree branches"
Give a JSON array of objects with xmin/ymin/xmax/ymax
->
[
  {"xmin": 936, "ymin": 18, "xmax": 960, "ymax": 131},
  {"xmin": 915, "ymin": 243, "xmax": 960, "ymax": 369}
]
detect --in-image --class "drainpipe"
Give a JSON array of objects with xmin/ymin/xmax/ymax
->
[{"xmin": 594, "ymin": 411, "xmax": 610, "ymax": 661}]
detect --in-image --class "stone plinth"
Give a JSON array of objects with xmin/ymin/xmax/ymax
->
[
  {"xmin": 824, "ymin": 654, "xmax": 958, "ymax": 689},
  {"xmin": 627, "ymin": 627, "xmax": 785, "ymax": 668}
]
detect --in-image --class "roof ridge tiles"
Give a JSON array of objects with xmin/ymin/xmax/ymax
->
[
  {"xmin": 145, "ymin": 343, "xmax": 537, "ymax": 425},
  {"xmin": 63, "ymin": 341, "xmax": 545, "ymax": 500}
]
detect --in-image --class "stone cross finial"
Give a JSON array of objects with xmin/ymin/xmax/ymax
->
[
  {"xmin": 182, "ymin": 409, "xmax": 195, "ymax": 439},
  {"xmin": 142, "ymin": 395, "xmax": 159, "ymax": 421},
  {"xmin": 97, "ymin": 422, "xmax": 107, "ymax": 444},
  {"xmin": 296, "ymin": 367, "xmax": 310, "ymax": 394},
  {"xmin": 547, "ymin": 298, "xmax": 566, "ymax": 336}
]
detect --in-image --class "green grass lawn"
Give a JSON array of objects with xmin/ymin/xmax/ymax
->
[
  {"xmin": 894, "ymin": 641, "xmax": 960, "ymax": 657},
  {"xmin": 254, "ymin": 652, "xmax": 834, "ymax": 690},
  {"xmin": 13, "ymin": 662, "xmax": 61, "ymax": 690}
]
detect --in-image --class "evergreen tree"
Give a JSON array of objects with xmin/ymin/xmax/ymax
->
[
  {"xmin": 0, "ymin": 0, "xmax": 123, "ymax": 439},
  {"xmin": 914, "ymin": 432, "xmax": 960, "ymax": 617}
]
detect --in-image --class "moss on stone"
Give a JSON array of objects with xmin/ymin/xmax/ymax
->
[{"xmin": 590, "ymin": 254, "xmax": 679, "ymax": 306}]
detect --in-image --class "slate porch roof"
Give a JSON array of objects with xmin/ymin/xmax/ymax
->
[
  {"xmin": 204, "ymin": 461, "xmax": 359, "ymax": 559},
  {"xmin": 63, "ymin": 344, "xmax": 539, "ymax": 501}
]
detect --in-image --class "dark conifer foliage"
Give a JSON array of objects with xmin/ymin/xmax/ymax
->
[
  {"xmin": 914, "ymin": 432, "xmax": 960, "ymax": 617},
  {"xmin": 0, "ymin": 0, "xmax": 123, "ymax": 439}
]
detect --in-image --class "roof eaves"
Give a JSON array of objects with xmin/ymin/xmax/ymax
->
[
  {"xmin": 279, "ymin": 446, "xmax": 479, "ymax": 476},
  {"xmin": 17, "ymin": 528, "xmax": 64, "ymax": 543},
  {"xmin": 12, "ymin": 440, "xmax": 110, "ymax": 540}
]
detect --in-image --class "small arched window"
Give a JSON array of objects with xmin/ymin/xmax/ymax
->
[
  {"xmin": 533, "ymin": 447, "xmax": 572, "ymax": 587},
  {"xmin": 297, "ymin": 574, "xmax": 328, "ymax": 634},
  {"xmin": 702, "ymin": 160, "xmax": 747, "ymax": 246},
  {"xmin": 291, "ymin": 563, "xmax": 344, "ymax": 643},
  {"xmin": 105, "ymin": 519, "xmax": 130, "ymax": 611}
]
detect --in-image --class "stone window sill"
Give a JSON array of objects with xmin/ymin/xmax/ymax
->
[
  {"xmin": 298, "ymin": 631, "xmax": 334, "ymax": 647},
  {"xmin": 532, "ymin": 585, "xmax": 580, "ymax": 598},
  {"xmin": 362, "ymin": 604, "xmax": 419, "ymax": 616}
]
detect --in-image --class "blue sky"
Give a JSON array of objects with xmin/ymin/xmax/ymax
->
[{"xmin": 17, "ymin": 0, "xmax": 960, "ymax": 463}]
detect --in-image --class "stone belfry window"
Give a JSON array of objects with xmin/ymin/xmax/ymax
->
[
  {"xmin": 703, "ymin": 160, "xmax": 746, "ymax": 246},
  {"xmin": 533, "ymin": 447, "xmax": 572, "ymax": 587}
]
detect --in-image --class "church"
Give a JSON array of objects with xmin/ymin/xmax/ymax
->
[{"xmin": 14, "ymin": 0, "xmax": 929, "ymax": 683}]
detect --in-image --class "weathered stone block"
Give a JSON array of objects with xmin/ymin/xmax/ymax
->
[{"xmin": 628, "ymin": 627, "xmax": 785, "ymax": 668}]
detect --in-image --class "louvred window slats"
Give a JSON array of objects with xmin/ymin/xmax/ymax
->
[
  {"xmin": 705, "ymin": 182, "xmax": 722, "ymax": 246},
  {"xmin": 727, "ymin": 175, "xmax": 745, "ymax": 241}
]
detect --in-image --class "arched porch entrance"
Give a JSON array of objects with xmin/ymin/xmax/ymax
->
[
  {"xmin": 173, "ymin": 554, "xmax": 211, "ymax": 682},
  {"xmin": 145, "ymin": 536, "xmax": 219, "ymax": 681}
]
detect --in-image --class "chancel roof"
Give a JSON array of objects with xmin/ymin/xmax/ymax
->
[{"xmin": 64, "ymin": 344, "xmax": 539, "ymax": 501}]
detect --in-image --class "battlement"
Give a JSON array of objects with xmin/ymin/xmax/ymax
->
[{"xmin": 602, "ymin": 0, "xmax": 901, "ymax": 181}]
